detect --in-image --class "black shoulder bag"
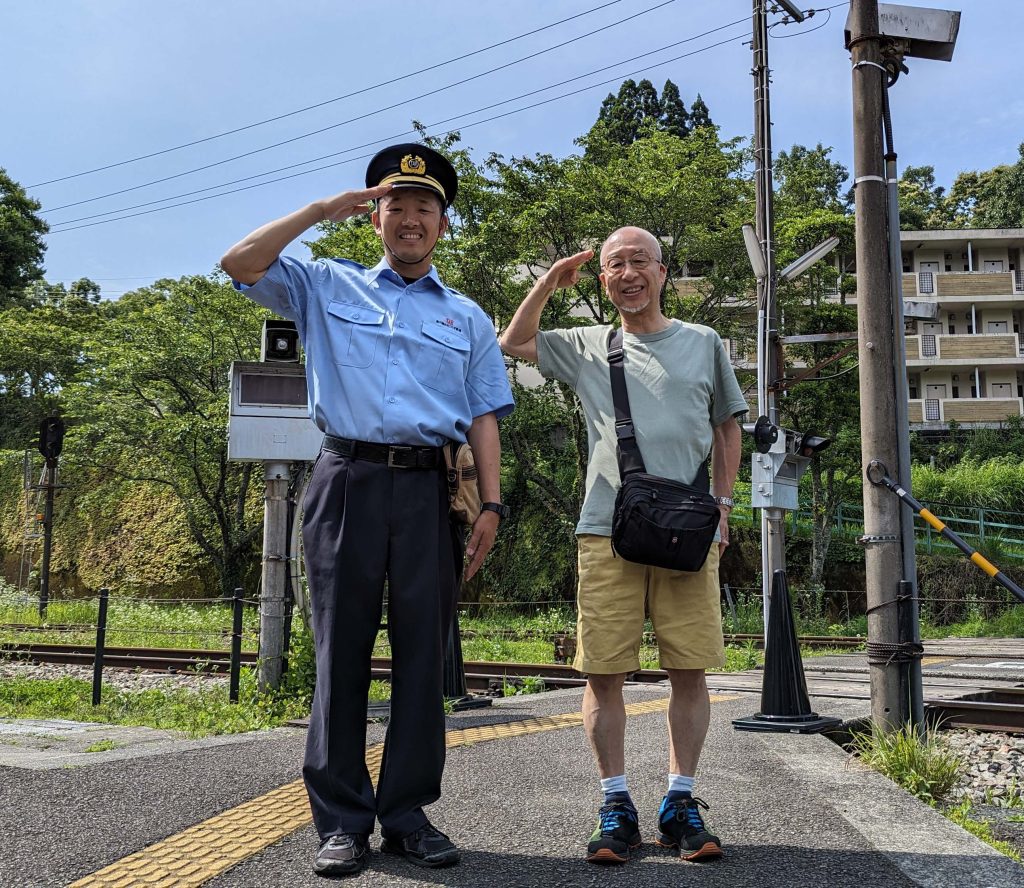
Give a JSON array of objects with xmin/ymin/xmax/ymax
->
[{"xmin": 608, "ymin": 328, "xmax": 720, "ymax": 572}]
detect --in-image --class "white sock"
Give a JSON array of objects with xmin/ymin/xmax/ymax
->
[
  {"xmin": 600, "ymin": 775, "xmax": 629, "ymax": 800},
  {"xmin": 667, "ymin": 773, "xmax": 695, "ymax": 796}
]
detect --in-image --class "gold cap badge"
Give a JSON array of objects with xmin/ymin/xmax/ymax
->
[{"xmin": 400, "ymin": 154, "xmax": 426, "ymax": 176}]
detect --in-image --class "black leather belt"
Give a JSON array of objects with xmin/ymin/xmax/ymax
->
[{"xmin": 323, "ymin": 435, "xmax": 442, "ymax": 469}]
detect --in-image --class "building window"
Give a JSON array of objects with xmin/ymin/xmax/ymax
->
[
  {"xmin": 967, "ymin": 324, "xmax": 974, "ymax": 334},
  {"xmin": 971, "ymin": 386, "xmax": 977, "ymax": 398},
  {"xmin": 909, "ymin": 385, "xmax": 918, "ymax": 399},
  {"xmin": 951, "ymin": 386, "xmax": 959, "ymax": 399}
]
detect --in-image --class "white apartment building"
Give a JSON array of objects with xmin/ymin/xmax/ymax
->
[{"xmin": 901, "ymin": 229, "xmax": 1024, "ymax": 429}]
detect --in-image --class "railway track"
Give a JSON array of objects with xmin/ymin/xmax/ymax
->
[
  {"xmin": 0, "ymin": 642, "xmax": 256, "ymax": 673},
  {"xmin": 4, "ymin": 639, "xmax": 1023, "ymax": 733}
]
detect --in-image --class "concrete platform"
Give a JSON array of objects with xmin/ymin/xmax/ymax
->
[{"xmin": 2, "ymin": 683, "xmax": 1022, "ymax": 887}]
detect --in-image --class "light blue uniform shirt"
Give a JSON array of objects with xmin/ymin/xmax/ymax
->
[{"xmin": 237, "ymin": 256, "xmax": 514, "ymax": 446}]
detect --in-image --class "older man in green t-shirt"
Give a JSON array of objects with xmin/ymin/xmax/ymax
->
[{"xmin": 500, "ymin": 226, "xmax": 746, "ymax": 866}]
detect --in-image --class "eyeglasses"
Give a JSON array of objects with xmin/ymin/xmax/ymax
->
[{"xmin": 601, "ymin": 253, "xmax": 662, "ymax": 274}]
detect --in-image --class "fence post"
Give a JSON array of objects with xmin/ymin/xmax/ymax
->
[
  {"xmin": 229, "ymin": 587, "xmax": 243, "ymax": 704},
  {"xmin": 91, "ymin": 587, "xmax": 109, "ymax": 706},
  {"xmin": 978, "ymin": 507, "xmax": 985, "ymax": 547}
]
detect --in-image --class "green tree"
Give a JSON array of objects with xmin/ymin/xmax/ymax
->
[
  {"xmin": 659, "ymin": 79, "xmax": 690, "ymax": 138},
  {"xmin": 0, "ymin": 169, "xmax": 49, "ymax": 309},
  {"xmin": 0, "ymin": 278, "xmax": 101, "ymax": 450},
  {"xmin": 897, "ymin": 165, "xmax": 952, "ymax": 230},
  {"xmin": 775, "ymin": 144, "xmax": 849, "ymax": 216},
  {"xmin": 688, "ymin": 93, "xmax": 713, "ymax": 130},
  {"xmin": 64, "ymin": 276, "xmax": 269, "ymax": 598},
  {"xmin": 952, "ymin": 143, "xmax": 1024, "ymax": 229},
  {"xmin": 773, "ymin": 145, "xmax": 859, "ymax": 584}
]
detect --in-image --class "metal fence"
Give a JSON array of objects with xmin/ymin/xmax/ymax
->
[{"xmin": 732, "ymin": 499, "xmax": 1024, "ymax": 558}]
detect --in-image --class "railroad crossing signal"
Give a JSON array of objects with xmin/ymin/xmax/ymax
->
[{"xmin": 37, "ymin": 416, "xmax": 65, "ymax": 461}]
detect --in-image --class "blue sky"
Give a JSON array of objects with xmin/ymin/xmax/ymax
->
[{"xmin": 3, "ymin": 0, "xmax": 1020, "ymax": 296}]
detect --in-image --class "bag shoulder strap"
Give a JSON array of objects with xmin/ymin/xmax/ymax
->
[
  {"xmin": 606, "ymin": 327, "xmax": 711, "ymax": 491},
  {"xmin": 608, "ymin": 328, "xmax": 646, "ymax": 478}
]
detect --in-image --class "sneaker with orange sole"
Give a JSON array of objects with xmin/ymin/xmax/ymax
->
[
  {"xmin": 656, "ymin": 794, "xmax": 723, "ymax": 861},
  {"xmin": 586, "ymin": 799, "xmax": 642, "ymax": 864}
]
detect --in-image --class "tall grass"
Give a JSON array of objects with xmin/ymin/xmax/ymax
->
[{"xmin": 0, "ymin": 583, "xmax": 260, "ymax": 650}]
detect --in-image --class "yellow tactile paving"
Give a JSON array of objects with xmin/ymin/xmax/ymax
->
[
  {"xmin": 70, "ymin": 693, "xmax": 731, "ymax": 888},
  {"xmin": 921, "ymin": 656, "xmax": 952, "ymax": 666}
]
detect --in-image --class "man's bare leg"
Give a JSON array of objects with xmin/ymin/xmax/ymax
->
[
  {"xmin": 665, "ymin": 668, "xmax": 710, "ymax": 775},
  {"xmin": 583, "ymin": 672, "xmax": 628, "ymax": 777}
]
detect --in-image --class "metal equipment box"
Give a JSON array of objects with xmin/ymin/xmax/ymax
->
[{"xmin": 227, "ymin": 361, "xmax": 322, "ymax": 462}]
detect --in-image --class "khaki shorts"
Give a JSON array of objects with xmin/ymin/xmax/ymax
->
[{"xmin": 573, "ymin": 534, "xmax": 725, "ymax": 674}]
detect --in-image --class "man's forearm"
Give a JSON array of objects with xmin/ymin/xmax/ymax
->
[
  {"xmin": 499, "ymin": 277, "xmax": 555, "ymax": 361},
  {"xmin": 466, "ymin": 412, "xmax": 501, "ymax": 502},
  {"xmin": 712, "ymin": 417, "xmax": 741, "ymax": 498},
  {"xmin": 221, "ymin": 201, "xmax": 325, "ymax": 284}
]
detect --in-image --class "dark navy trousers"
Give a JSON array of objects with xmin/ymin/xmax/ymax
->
[{"xmin": 301, "ymin": 450, "xmax": 457, "ymax": 840}]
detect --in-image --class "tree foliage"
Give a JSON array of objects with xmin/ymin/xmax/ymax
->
[
  {"xmin": 62, "ymin": 276, "xmax": 269, "ymax": 598},
  {"xmin": 0, "ymin": 169, "xmax": 49, "ymax": 310},
  {"xmin": 587, "ymin": 78, "xmax": 710, "ymax": 150}
]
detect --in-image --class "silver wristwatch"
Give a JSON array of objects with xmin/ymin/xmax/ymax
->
[{"xmin": 714, "ymin": 495, "xmax": 734, "ymax": 509}]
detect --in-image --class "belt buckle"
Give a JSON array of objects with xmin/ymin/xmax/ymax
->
[{"xmin": 387, "ymin": 446, "xmax": 413, "ymax": 468}]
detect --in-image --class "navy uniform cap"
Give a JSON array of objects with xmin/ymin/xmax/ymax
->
[{"xmin": 365, "ymin": 143, "xmax": 458, "ymax": 208}]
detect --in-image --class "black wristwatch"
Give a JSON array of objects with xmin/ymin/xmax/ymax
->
[{"xmin": 480, "ymin": 502, "xmax": 511, "ymax": 520}]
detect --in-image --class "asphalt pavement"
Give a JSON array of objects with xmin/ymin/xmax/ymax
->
[{"xmin": 2, "ymin": 684, "xmax": 1022, "ymax": 887}]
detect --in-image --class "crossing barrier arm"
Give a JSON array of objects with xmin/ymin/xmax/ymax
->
[{"xmin": 866, "ymin": 460, "xmax": 1024, "ymax": 605}]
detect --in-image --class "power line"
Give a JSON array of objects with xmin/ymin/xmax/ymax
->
[
  {"xmin": 48, "ymin": 31, "xmax": 749, "ymax": 234},
  {"xmin": 27, "ymin": 0, "xmax": 630, "ymax": 189},
  {"xmin": 48, "ymin": 14, "xmax": 751, "ymax": 228},
  {"xmin": 42, "ymin": 0, "xmax": 677, "ymax": 213}
]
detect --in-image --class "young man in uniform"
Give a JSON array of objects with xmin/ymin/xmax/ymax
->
[
  {"xmin": 500, "ymin": 226, "xmax": 745, "ymax": 865},
  {"xmin": 222, "ymin": 144, "xmax": 514, "ymax": 877}
]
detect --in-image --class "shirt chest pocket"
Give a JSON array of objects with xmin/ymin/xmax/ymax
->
[
  {"xmin": 326, "ymin": 301, "xmax": 385, "ymax": 368},
  {"xmin": 414, "ymin": 322, "xmax": 471, "ymax": 395}
]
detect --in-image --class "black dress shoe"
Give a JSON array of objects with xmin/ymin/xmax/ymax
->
[
  {"xmin": 312, "ymin": 833, "xmax": 370, "ymax": 877},
  {"xmin": 381, "ymin": 823, "xmax": 460, "ymax": 868}
]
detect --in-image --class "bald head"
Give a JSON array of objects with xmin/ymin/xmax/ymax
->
[{"xmin": 600, "ymin": 227, "xmax": 663, "ymax": 266}]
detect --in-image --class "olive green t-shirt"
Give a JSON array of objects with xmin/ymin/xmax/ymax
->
[{"xmin": 536, "ymin": 320, "xmax": 748, "ymax": 537}]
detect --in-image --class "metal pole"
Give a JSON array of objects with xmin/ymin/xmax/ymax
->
[
  {"xmin": 38, "ymin": 458, "xmax": 57, "ymax": 619},
  {"xmin": 849, "ymin": 0, "xmax": 908, "ymax": 730},
  {"xmin": 230, "ymin": 586, "xmax": 243, "ymax": 703},
  {"xmin": 92, "ymin": 587, "xmax": 109, "ymax": 706},
  {"xmin": 883, "ymin": 95, "xmax": 925, "ymax": 730},
  {"xmin": 753, "ymin": 0, "xmax": 786, "ymax": 630},
  {"xmin": 259, "ymin": 461, "xmax": 290, "ymax": 692}
]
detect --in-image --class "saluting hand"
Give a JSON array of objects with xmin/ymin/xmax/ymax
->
[
  {"xmin": 541, "ymin": 250, "xmax": 594, "ymax": 291},
  {"xmin": 318, "ymin": 185, "xmax": 393, "ymax": 223}
]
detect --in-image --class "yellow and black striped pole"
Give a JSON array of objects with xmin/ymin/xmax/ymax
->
[{"xmin": 866, "ymin": 460, "xmax": 1024, "ymax": 605}]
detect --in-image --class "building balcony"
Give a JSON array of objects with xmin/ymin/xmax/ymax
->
[
  {"xmin": 909, "ymin": 397, "xmax": 1024, "ymax": 425},
  {"xmin": 906, "ymin": 333, "xmax": 1023, "ymax": 365},
  {"xmin": 904, "ymin": 270, "xmax": 1024, "ymax": 300}
]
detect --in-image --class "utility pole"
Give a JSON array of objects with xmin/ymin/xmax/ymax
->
[
  {"xmin": 848, "ymin": 0, "xmax": 906, "ymax": 730},
  {"xmin": 259, "ymin": 460, "xmax": 289, "ymax": 692},
  {"xmin": 751, "ymin": 0, "xmax": 785, "ymax": 611}
]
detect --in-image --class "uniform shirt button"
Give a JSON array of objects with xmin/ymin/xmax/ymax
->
[
  {"xmin": 352, "ymin": 313, "xmax": 360, "ymax": 319},
  {"xmin": 445, "ymin": 336, "xmax": 451, "ymax": 343},
  {"xmin": 392, "ymin": 359, "xmax": 399, "ymax": 365},
  {"xmin": 398, "ymin": 322, "xmax": 406, "ymax": 328},
  {"xmin": 388, "ymin": 397, "xmax": 396, "ymax": 404}
]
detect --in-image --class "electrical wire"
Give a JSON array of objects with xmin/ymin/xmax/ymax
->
[
  {"xmin": 42, "ymin": 0, "xmax": 682, "ymax": 214},
  {"xmin": 49, "ymin": 30, "xmax": 749, "ymax": 233},
  {"xmin": 769, "ymin": 6, "xmax": 833, "ymax": 38},
  {"xmin": 51, "ymin": 20, "xmax": 749, "ymax": 227},
  {"xmin": 27, "ymin": 0, "xmax": 631, "ymax": 189}
]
